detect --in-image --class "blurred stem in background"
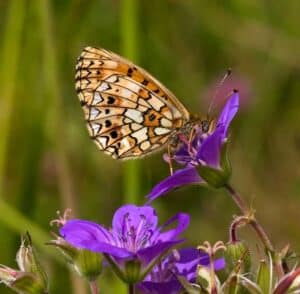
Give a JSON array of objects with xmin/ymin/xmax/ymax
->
[
  {"xmin": 121, "ymin": 0, "xmax": 141, "ymax": 204},
  {"xmin": 36, "ymin": 0, "xmax": 87, "ymax": 293}
]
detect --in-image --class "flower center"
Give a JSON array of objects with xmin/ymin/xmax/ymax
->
[{"xmin": 119, "ymin": 213, "xmax": 154, "ymax": 252}]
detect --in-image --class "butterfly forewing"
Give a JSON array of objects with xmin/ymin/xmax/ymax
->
[{"xmin": 75, "ymin": 46, "xmax": 190, "ymax": 159}]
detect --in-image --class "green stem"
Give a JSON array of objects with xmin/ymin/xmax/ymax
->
[
  {"xmin": 120, "ymin": 0, "xmax": 141, "ymax": 204},
  {"xmin": 128, "ymin": 284, "xmax": 135, "ymax": 294}
]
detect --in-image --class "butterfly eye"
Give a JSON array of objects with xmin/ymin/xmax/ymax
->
[{"xmin": 201, "ymin": 120, "xmax": 210, "ymax": 133}]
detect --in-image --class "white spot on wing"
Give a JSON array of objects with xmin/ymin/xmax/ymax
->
[
  {"xmin": 161, "ymin": 118, "xmax": 172, "ymax": 128},
  {"xmin": 154, "ymin": 127, "xmax": 171, "ymax": 135},
  {"xmin": 128, "ymin": 82, "xmax": 140, "ymax": 93},
  {"xmin": 148, "ymin": 95, "xmax": 165, "ymax": 111},
  {"xmin": 124, "ymin": 118, "xmax": 132, "ymax": 124},
  {"xmin": 90, "ymin": 123, "xmax": 101, "ymax": 134},
  {"xmin": 106, "ymin": 75, "xmax": 118, "ymax": 83},
  {"xmin": 163, "ymin": 110, "xmax": 172, "ymax": 120},
  {"xmin": 140, "ymin": 141, "xmax": 150, "ymax": 151},
  {"xmin": 93, "ymin": 92, "xmax": 104, "ymax": 104},
  {"xmin": 131, "ymin": 127, "xmax": 148, "ymax": 143},
  {"xmin": 125, "ymin": 109, "xmax": 144, "ymax": 123},
  {"xmin": 137, "ymin": 105, "xmax": 148, "ymax": 112},
  {"xmin": 97, "ymin": 82, "xmax": 109, "ymax": 92},
  {"xmin": 120, "ymin": 88, "xmax": 132, "ymax": 99},
  {"xmin": 122, "ymin": 138, "xmax": 131, "ymax": 150},
  {"xmin": 131, "ymin": 123, "xmax": 142, "ymax": 131},
  {"xmin": 98, "ymin": 137, "xmax": 108, "ymax": 148},
  {"xmin": 90, "ymin": 107, "xmax": 100, "ymax": 120}
]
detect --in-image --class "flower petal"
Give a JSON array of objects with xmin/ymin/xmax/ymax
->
[
  {"xmin": 147, "ymin": 167, "xmax": 203, "ymax": 202},
  {"xmin": 217, "ymin": 91, "xmax": 239, "ymax": 138},
  {"xmin": 60, "ymin": 219, "xmax": 132, "ymax": 258},
  {"xmin": 138, "ymin": 280, "xmax": 182, "ymax": 294},
  {"xmin": 137, "ymin": 240, "xmax": 183, "ymax": 265},
  {"xmin": 197, "ymin": 127, "xmax": 224, "ymax": 167},
  {"xmin": 112, "ymin": 204, "xmax": 158, "ymax": 240},
  {"xmin": 213, "ymin": 258, "xmax": 226, "ymax": 270},
  {"xmin": 155, "ymin": 213, "xmax": 190, "ymax": 243}
]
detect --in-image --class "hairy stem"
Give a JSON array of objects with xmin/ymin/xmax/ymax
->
[
  {"xmin": 89, "ymin": 280, "xmax": 99, "ymax": 294},
  {"xmin": 224, "ymin": 183, "xmax": 284, "ymax": 278}
]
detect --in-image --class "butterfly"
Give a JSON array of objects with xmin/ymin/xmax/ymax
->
[{"xmin": 75, "ymin": 46, "xmax": 214, "ymax": 163}]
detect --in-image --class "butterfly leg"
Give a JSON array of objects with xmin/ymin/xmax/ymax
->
[
  {"xmin": 188, "ymin": 127, "xmax": 197, "ymax": 155},
  {"xmin": 167, "ymin": 144, "xmax": 174, "ymax": 175}
]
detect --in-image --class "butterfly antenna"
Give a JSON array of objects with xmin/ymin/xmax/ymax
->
[{"xmin": 208, "ymin": 68, "xmax": 232, "ymax": 116}]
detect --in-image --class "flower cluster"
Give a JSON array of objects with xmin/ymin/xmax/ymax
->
[{"xmin": 2, "ymin": 89, "xmax": 299, "ymax": 294}]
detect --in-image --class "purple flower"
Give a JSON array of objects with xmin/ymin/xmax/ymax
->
[
  {"xmin": 147, "ymin": 91, "xmax": 239, "ymax": 202},
  {"xmin": 59, "ymin": 204, "xmax": 189, "ymax": 283},
  {"xmin": 138, "ymin": 248, "xmax": 225, "ymax": 294}
]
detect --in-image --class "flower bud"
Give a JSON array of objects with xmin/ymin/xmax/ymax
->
[
  {"xmin": 0, "ymin": 233, "xmax": 48, "ymax": 294},
  {"xmin": 16, "ymin": 233, "xmax": 48, "ymax": 290},
  {"xmin": 224, "ymin": 241, "xmax": 251, "ymax": 274},
  {"xmin": 48, "ymin": 236, "xmax": 102, "ymax": 281}
]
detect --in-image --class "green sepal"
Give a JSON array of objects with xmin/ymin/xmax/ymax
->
[
  {"xmin": 123, "ymin": 259, "xmax": 142, "ymax": 284},
  {"xmin": 11, "ymin": 273, "xmax": 47, "ymax": 294},
  {"xmin": 177, "ymin": 275, "xmax": 201, "ymax": 294},
  {"xmin": 74, "ymin": 249, "xmax": 102, "ymax": 281},
  {"xmin": 220, "ymin": 141, "xmax": 232, "ymax": 178},
  {"xmin": 256, "ymin": 259, "xmax": 271, "ymax": 293},
  {"xmin": 197, "ymin": 164, "xmax": 230, "ymax": 188},
  {"xmin": 47, "ymin": 237, "xmax": 102, "ymax": 281}
]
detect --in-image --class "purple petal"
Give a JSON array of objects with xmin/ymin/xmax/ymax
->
[
  {"xmin": 197, "ymin": 127, "xmax": 224, "ymax": 168},
  {"xmin": 60, "ymin": 219, "xmax": 112, "ymax": 244},
  {"xmin": 138, "ymin": 280, "xmax": 182, "ymax": 294},
  {"xmin": 60, "ymin": 219, "xmax": 132, "ymax": 258},
  {"xmin": 147, "ymin": 167, "xmax": 203, "ymax": 202},
  {"xmin": 217, "ymin": 91, "xmax": 239, "ymax": 138},
  {"xmin": 214, "ymin": 258, "xmax": 226, "ymax": 270},
  {"xmin": 137, "ymin": 240, "xmax": 183, "ymax": 265},
  {"xmin": 155, "ymin": 213, "xmax": 190, "ymax": 243},
  {"xmin": 112, "ymin": 204, "xmax": 158, "ymax": 239}
]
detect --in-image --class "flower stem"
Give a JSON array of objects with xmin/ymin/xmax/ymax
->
[
  {"xmin": 128, "ymin": 284, "xmax": 135, "ymax": 294},
  {"xmin": 224, "ymin": 183, "xmax": 284, "ymax": 278},
  {"xmin": 89, "ymin": 280, "xmax": 99, "ymax": 294},
  {"xmin": 224, "ymin": 183, "xmax": 273, "ymax": 251}
]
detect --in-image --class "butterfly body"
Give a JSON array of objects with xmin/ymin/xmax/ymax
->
[{"xmin": 75, "ymin": 46, "xmax": 213, "ymax": 160}]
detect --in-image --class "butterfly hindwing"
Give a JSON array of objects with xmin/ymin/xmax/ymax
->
[{"xmin": 75, "ymin": 46, "xmax": 190, "ymax": 159}]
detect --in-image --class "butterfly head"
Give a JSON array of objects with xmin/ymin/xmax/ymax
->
[{"xmin": 190, "ymin": 114, "xmax": 215, "ymax": 134}]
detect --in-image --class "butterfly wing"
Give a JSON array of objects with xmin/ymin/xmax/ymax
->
[{"xmin": 75, "ymin": 46, "xmax": 190, "ymax": 159}]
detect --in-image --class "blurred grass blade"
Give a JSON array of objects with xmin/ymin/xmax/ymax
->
[
  {"xmin": 121, "ymin": 0, "xmax": 141, "ymax": 204},
  {"xmin": 35, "ymin": 1, "xmax": 86, "ymax": 293},
  {"xmin": 0, "ymin": 0, "xmax": 26, "ymax": 195},
  {"xmin": 0, "ymin": 199, "xmax": 60, "ymax": 262}
]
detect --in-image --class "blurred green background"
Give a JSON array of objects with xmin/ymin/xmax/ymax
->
[{"xmin": 0, "ymin": 0, "xmax": 299, "ymax": 293}]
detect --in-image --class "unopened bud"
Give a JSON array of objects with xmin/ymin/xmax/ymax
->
[{"xmin": 225, "ymin": 241, "xmax": 251, "ymax": 274}]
